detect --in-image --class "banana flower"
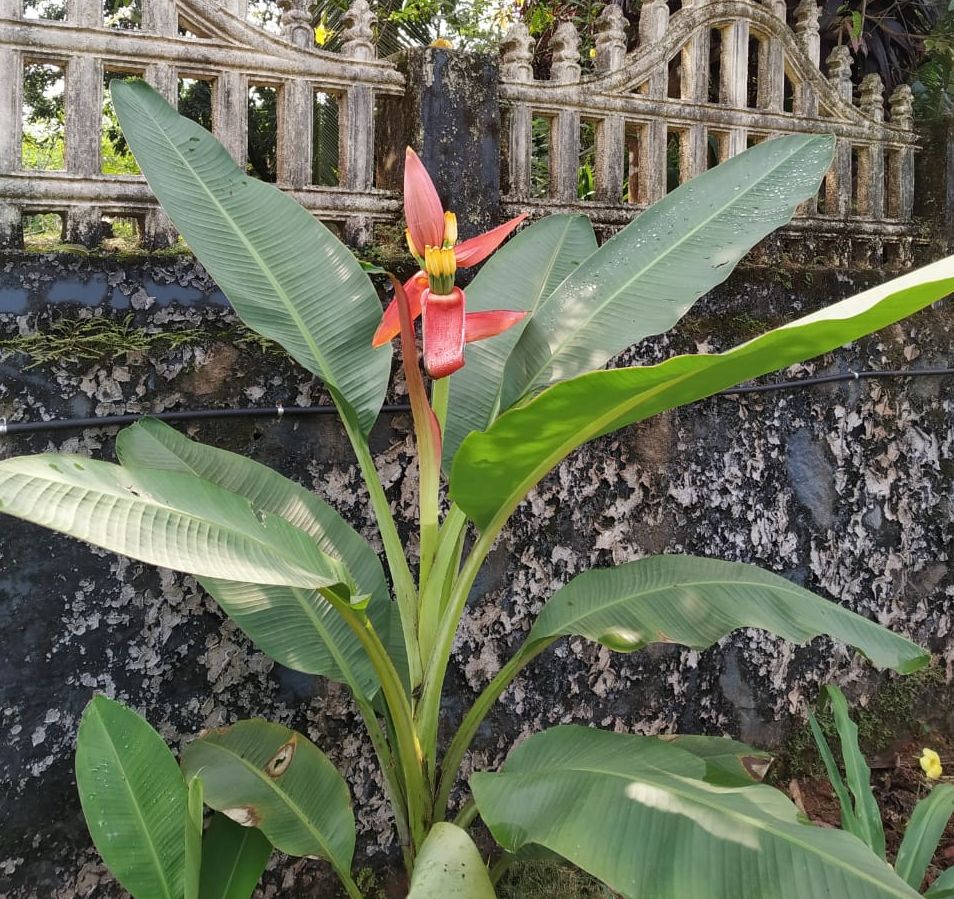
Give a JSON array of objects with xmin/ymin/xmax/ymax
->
[{"xmin": 372, "ymin": 148, "xmax": 527, "ymax": 378}]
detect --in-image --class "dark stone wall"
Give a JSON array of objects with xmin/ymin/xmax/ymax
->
[{"xmin": 1, "ymin": 251, "xmax": 953, "ymax": 896}]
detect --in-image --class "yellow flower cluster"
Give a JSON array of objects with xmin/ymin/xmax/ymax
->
[
  {"xmin": 424, "ymin": 246, "xmax": 457, "ymax": 277},
  {"xmin": 424, "ymin": 246, "xmax": 457, "ymax": 296}
]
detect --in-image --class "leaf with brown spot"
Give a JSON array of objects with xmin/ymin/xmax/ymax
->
[
  {"xmin": 222, "ymin": 806, "xmax": 262, "ymax": 828},
  {"xmin": 265, "ymin": 737, "xmax": 297, "ymax": 779},
  {"xmin": 181, "ymin": 719, "xmax": 355, "ymax": 884}
]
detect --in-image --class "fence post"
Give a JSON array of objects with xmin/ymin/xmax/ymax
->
[
  {"xmin": 638, "ymin": 0, "xmax": 669, "ymax": 203},
  {"xmin": 500, "ymin": 22, "xmax": 534, "ymax": 200},
  {"xmin": 720, "ymin": 17, "xmax": 750, "ymax": 156},
  {"xmin": 825, "ymin": 45, "xmax": 852, "ymax": 217},
  {"xmin": 276, "ymin": 0, "xmax": 314, "ymax": 190},
  {"xmin": 549, "ymin": 21, "xmax": 581, "ymax": 203},
  {"xmin": 64, "ymin": 0, "xmax": 103, "ymax": 246},
  {"xmin": 379, "ymin": 46, "xmax": 501, "ymax": 247},
  {"xmin": 679, "ymin": 0, "xmax": 709, "ymax": 181},
  {"xmin": 857, "ymin": 73, "xmax": 885, "ymax": 220},
  {"xmin": 889, "ymin": 85, "xmax": 914, "ymax": 220},
  {"xmin": 793, "ymin": 0, "xmax": 819, "ymax": 119},
  {"xmin": 340, "ymin": 0, "xmax": 376, "ymax": 245},
  {"xmin": 214, "ymin": 71, "xmax": 248, "ymax": 168},
  {"xmin": 0, "ymin": 0, "xmax": 22, "ymax": 247},
  {"xmin": 140, "ymin": 0, "xmax": 179, "ymax": 247},
  {"xmin": 594, "ymin": 4, "xmax": 627, "ymax": 203},
  {"xmin": 757, "ymin": 0, "xmax": 786, "ymax": 113}
]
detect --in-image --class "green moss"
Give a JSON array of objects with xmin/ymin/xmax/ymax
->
[
  {"xmin": 498, "ymin": 861, "xmax": 619, "ymax": 898},
  {"xmin": 356, "ymin": 222, "xmax": 418, "ymax": 280},
  {"xmin": 677, "ymin": 311, "xmax": 778, "ymax": 344},
  {"xmin": 353, "ymin": 867, "xmax": 386, "ymax": 897},
  {"xmin": 771, "ymin": 664, "xmax": 948, "ymax": 783},
  {"xmin": 0, "ymin": 314, "xmax": 276, "ymax": 368}
]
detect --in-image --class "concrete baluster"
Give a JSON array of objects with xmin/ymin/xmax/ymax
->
[
  {"xmin": 888, "ymin": 84, "xmax": 914, "ymax": 219},
  {"xmin": 549, "ymin": 21, "xmax": 582, "ymax": 203},
  {"xmin": 638, "ymin": 0, "xmax": 669, "ymax": 203},
  {"xmin": 594, "ymin": 4, "xmax": 627, "ymax": 202},
  {"xmin": 824, "ymin": 45, "xmax": 853, "ymax": 217},
  {"xmin": 500, "ymin": 22, "xmax": 534, "ymax": 199},
  {"xmin": 341, "ymin": 0, "xmax": 376, "ymax": 245}
]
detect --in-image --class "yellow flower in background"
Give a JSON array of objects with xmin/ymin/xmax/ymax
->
[
  {"xmin": 920, "ymin": 748, "xmax": 943, "ymax": 780},
  {"xmin": 589, "ymin": 47, "xmax": 597, "ymax": 59},
  {"xmin": 314, "ymin": 16, "xmax": 333, "ymax": 46}
]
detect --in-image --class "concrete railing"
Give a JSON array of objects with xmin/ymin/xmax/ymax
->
[
  {"xmin": 500, "ymin": 1, "xmax": 916, "ymax": 258},
  {"xmin": 0, "ymin": 0, "xmax": 919, "ymax": 260},
  {"xmin": 0, "ymin": 0, "xmax": 402, "ymax": 247}
]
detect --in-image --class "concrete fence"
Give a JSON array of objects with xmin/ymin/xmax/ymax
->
[{"xmin": 0, "ymin": 0, "xmax": 919, "ymax": 260}]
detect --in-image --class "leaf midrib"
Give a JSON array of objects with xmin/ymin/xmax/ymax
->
[
  {"xmin": 90, "ymin": 704, "xmax": 180, "ymax": 899},
  {"xmin": 218, "ymin": 826, "xmax": 253, "ymax": 899},
  {"xmin": 514, "ymin": 135, "xmax": 819, "ymax": 397},
  {"xmin": 492, "ymin": 765, "xmax": 917, "ymax": 897}
]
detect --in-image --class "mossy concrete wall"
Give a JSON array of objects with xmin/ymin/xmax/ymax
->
[{"xmin": 1, "ymin": 252, "xmax": 953, "ymax": 896}]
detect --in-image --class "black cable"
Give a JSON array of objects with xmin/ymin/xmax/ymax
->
[
  {"xmin": 1, "ymin": 369, "xmax": 952, "ymax": 437},
  {"xmin": 720, "ymin": 367, "xmax": 954, "ymax": 395}
]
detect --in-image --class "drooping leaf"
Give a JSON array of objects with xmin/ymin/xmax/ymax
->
[
  {"xmin": 75, "ymin": 696, "xmax": 187, "ymax": 899},
  {"xmin": 443, "ymin": 214, "xmax": 597, "ymax": 467},
  {"xmin": 0, "ymin": 455, "xmax": 351, "ymax": 590},
  {"xmin": 471, "ymin": 726, "xmax": 921, "ymax": 899},
  {"xmin": 116, "ymin": 419, "xmax": 401, "ymax": 697},
  {"xmin": 185, "ymin": 776, "xmax": 204, "ymax": 899},
  {"xmin": 499, "ymin": 134, "xmax": 834, "ymax": 406},
  {"xmin": 110, "ymin": 79, "xmax": 390, "ymax": 437},
  {"xmin": 824, "ymin": 685, "xmax": 886, "ymax": 858},
  {"xmin": 407, "ymin": 823, "xmax": 497, "ymax": 898},
  {"xmin": 896, "ymin": 785, "xmax": 954, "ymax": 890},
  {"xmin": 199, "ymin": 813, "xmax": 272, "ymax": 899},
  {"xmin": 116, "ymin": 419, "xmax": 387, "ymax": 601},
  {"xmin": 526, "ymin": 556, "xmax": 927, "ymax": 674},
  {"xmin": 180, "ymin": 720, "xmax": 355, "ymax": 881},
  {"xmin": 451, "ymin": 257, "xmax": 954, "ymax": 532},
  {"xmin": 658, "ymin": 734, "xmax": 773, "ymax": 786}
]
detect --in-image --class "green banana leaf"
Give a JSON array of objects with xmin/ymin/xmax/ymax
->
[
  {"xmin": 110, "ymin": 79, "xmax": 390, "ymax": 437},
  {"xmin": 0, "ymin": 455, "xmax": 352, "ymax": 591},
  {"xmin": 443, "ymin": 214, "xmax": 598, "ymax": 468},
  {"xmin": 180, "ymin": 720, "xmax": 355, "ymax": 882},
  {"xmin": 824, "ymin": 685, "xmax": 886, "ymax": 857},
  {"xmin": 896, "ymin": 784, "xmax": 954, "ymax": 890},
  {"xmin": 526, "ymin": 556, "xmax": 927, "ymax": 674},
  {"xmin": 199, "ymin": 814, "xmax": 272, "ymax": 899},
  {"xmin": 500, "ymin": 134, "xmax": 834, "ymax": 406},
  {"xmin": 116, "ymin": 419, "xmax": 403, "ymax": 698},
  {"xmin": 451, "ymin": 257, "xmax": 954, "ymax": 532},
  {"xmin": 471, "ymin": 725, "xmax": 921, "ymax": 899},
  {"xmin": 406, "ymin": 823, "xmax": 497, "ymax": 898},
  {"xmin": 75, "ymin": 696, "xmax": 187, "ymax": 899},
  {"xmin": 809, "ymin": 708, "xmax": 861, "ymax": 837}
]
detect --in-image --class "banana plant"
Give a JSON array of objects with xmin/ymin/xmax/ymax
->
[
  {"xmin": 809, "ymin": 685, "xmax": 954, "ymax": 896},
  {"xmin": 3, "ymin": 77, "xmax": 953, "ymax": 897}
]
